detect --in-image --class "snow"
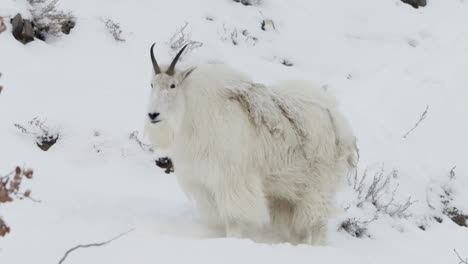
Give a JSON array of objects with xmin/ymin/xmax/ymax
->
[{"xmin": 1, "ymin": 0, "xmax": 468, "ymax": 263}]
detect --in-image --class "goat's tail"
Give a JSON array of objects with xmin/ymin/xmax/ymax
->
[{"xmin": 327, "ymin": 109, "xmax": 359, "ymax": 171}]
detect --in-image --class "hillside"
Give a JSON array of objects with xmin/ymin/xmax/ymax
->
[{"xmin": 1, "ymin": 0, "xmax": 467, "ymax": 263}]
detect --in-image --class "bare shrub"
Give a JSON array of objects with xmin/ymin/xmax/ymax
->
[
  {"xmin": 128, "ymin": 131, "xmax": 174, "ymax": 174},
  {"xmin": 444, "ymin": 207, "xmax": 468, "ymax": 227},
  {"xmin": 168, "ymin": 22, "xmax": 203, "ymax": 60},
  {"xmin": 0, "ymin": 17, "xmax": 6, "ymax": 34},
  {"xmin": 28, "ymin": 0, "xmax": 75, "ymax": 39},
  {"xmin": 340, "ymin": 164, "xmax": 416, "ymax": 237},
  {"xmin": 350, "ymin": 164, "xmax": 415, "ymax": 218},
  {"xmin": 0, "ymin": 166, "xmax": 36, "ymax": 237},
  {"xmin": 241, "ymin": 29, "xmax": 258, "ymax": 45},
  {"xmin": 437, "ymin": 168, "xmax": 468, "ymax": 227},
  {"xmin": 0, "ymin": 218, "xmax": 9, "ymax": 237},
  {"xmin": 219, "ymin": 24, "xmax": 258, "ymax": 46},
  {"xmin": 102, "ymin": 18, "xmax": 125, "ymax": 42},
  {"xmin": 15, "ymin": 117, "xmax": 60, "ymax": 151},
  {"xmin": 129, "ymin": 131, "xmax": 154, "ymax": 153}
]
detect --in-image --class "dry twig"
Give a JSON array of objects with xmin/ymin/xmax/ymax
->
[
  {"xmin": 0, "ymin": 72, "xmax": 4, "ymax": 94},
  {"xmin": 129, "ymin": 131, "xmax": 154, "ymax": 153},
  {"xmin": 58, "ymin": 228, "xmax": 135, "ymax": 264},
  {"xmin": 403, "ymin": 105, "xmax": 429, "ymax": 138},
  {"xmin": 15, "ymin": 117, "xmax": 59, "ymax": 151},
  {"xmin": 454, "ymin": 249, "xmax": 468, "ymax": 264},
  {"xmin": 449, "ymin": 166, "xmax": 457, "ymax": 180},
  {"xmin": 168, "ymin": 22, "xmax": 203, "ymax": 59}
]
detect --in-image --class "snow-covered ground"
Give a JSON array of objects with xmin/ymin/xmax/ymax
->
[{"xmin": 1, "ymin": 0, "xmax": 467, "ymax": 263}]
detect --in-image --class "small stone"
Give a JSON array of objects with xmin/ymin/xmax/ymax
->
[
  {"xmin": 401, "ymin": 0, "xmax": 427, "ymax": 8},
  {"xmin": 408, "ymin": 39, "xmax": 418, "ymax": 47},
  {"xmin": 233, "ymin": 0, "xmax": 251, "ymax": 5},
  {"xmin": 261, "ymin": 19, "xmax": 276, "ymax": 31},
  {"xmin": 281, "ymin": 59, "xmax": 293, "ymax": 67}
]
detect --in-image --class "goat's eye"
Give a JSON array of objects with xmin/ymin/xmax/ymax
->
[
  {"xmin": 151, "ymin": 83, "xmax": 153, "ymax": 88},
  {"xmin": 170, "ymin": 84, "xmax": 176, "ymax": 89}
]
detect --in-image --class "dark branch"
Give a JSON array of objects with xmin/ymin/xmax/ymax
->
[
  {"xmin": 454, "ymin": 249, "xmax": 468, "ymax": 264},
  {"xmin": 58, "ymin": 228, "xmax": 135, "ymax": 264},
  {"xmin": 403, "ymin": 105, "xmax": 429, "ymax": 138}
]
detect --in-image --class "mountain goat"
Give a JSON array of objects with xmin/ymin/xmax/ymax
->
[{"xmin": 145, "ymin": 43, "xmax": 357, "ymax": 245}]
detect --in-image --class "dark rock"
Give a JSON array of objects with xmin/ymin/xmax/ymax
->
[
  {"xmin": 34, "ymin": 25, "xmax": 47, "ymax": 41},
  {"xmin": 11, "ymin": 14, "xmax": 24, "ymax": 40},
  {"xmin": 401, "ymin": 0, "xmax": 427, "ymax": 8},
  {"xmin": 281, "ymin": 59, "xmax": 293, "ymax": 67},
  {"xmin": 339, "ymin": 219, "xmax": 368, "ymax": 238},
  {"xmin": 61, "ymin": 20, "xmax": 75, "ymax": 34},
  {"xmin": 10, "ymin": 13, "xmax": 35, "ymax": 44},
  {"xmin": 22, "ymin": 20, "xmax": 34, "ymax": 43},
  {"xmin": 155, "ymin": 157, "xmax": 174, "ymax": 174},
  {"xmin": 233, "ymin": 0, "xmax": 261, "ymax": 6},
  {"xmin": 36, "ymin": 134, "xmax": 58, "ymax": 151},
  {"xmin": 10, "ymin": 13, "xmax": 75, "ymax": 44}
]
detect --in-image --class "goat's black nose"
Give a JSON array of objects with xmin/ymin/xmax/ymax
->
[{"xmin": 148, "ymin": 112, "xmax": 160, "ymax": 120}]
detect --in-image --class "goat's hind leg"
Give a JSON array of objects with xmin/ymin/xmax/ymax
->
[
  {"xmin": 310, "ymin": 219, "xmax": 327, "ymax": 246},
  {"xmin": 268, "ymin": 197, "xmax": 293, "ymax": 242},
  {"xmin": 291, "ymin": 191, "xmax": 332, "ymax": 246}
]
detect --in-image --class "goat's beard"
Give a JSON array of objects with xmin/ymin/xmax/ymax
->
[{"xmin": 144, "ymin": 120, "xmax": 176, "ymax": 150}]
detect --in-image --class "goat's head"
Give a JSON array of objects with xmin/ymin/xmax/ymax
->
[{"xmin": 146, "ymin": 43, "xmax": 196, "ymax": 148}]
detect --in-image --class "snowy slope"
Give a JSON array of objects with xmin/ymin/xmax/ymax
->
[{"xmin": 1, "ymin": 0, "xmax": 468, "ymax": 263}]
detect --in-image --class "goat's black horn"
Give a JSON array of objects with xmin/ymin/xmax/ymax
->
[
  {"xmin": 166, "ymin": 44, "xmax": 189, "ymax": 76},
  {"xmin": 150, "ymin": 43, "xmax": 161, "ymax": 75}
]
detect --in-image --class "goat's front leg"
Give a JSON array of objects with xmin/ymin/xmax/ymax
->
[
  {"xmin": 225, "ymin": 221, "xmax": 243, "ymax": 237},
  {"xmin": 214, "ymin": 173, "xmax": 267, "ymax": 239}
]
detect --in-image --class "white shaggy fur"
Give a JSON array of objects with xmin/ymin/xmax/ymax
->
[{"xmin": 145, "ymin": 62, "xmax": 357, "ymax": 245}]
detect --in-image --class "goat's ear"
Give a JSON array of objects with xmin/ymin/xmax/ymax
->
[{"xmin": 181, "ymin": 67, "xmax": 196, "ymax": 82}]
